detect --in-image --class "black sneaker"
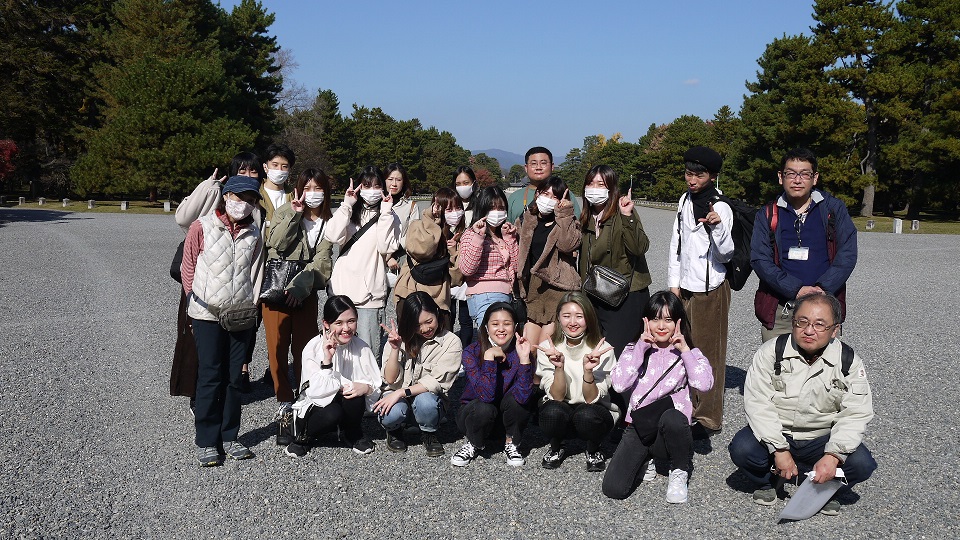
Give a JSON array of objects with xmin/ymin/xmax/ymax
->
[
  {"xmin": 276, "ymin": 405, "xmax": 293, "ymax": 446},
  {"xmin": 262, "ymin": 367, "xmax": 273, "ymax": 387},
  {"xmin": 541, "ymin": 446, "xmax": 566, "ymax": 469},
  {"xmin": 351, "ymin": 437, "xmax": 375, "ymax": 455},
  {"xmin": 585, "ymin": 450, "xmax": 606, "ymax": 473},
  {"xmin": 386, "ymin": 429, "xmax": 407, "ymax": 453},
  {"xmin": 422, "ymin": 433, "xmax": 444, "ymax": 457},
  {"xmin": 237, "ymin": 371, "xmax": 252, "ymax": 393},
  {"xmin": 284, "ymin": 441, "xmax": 309, "ymax": 458}
]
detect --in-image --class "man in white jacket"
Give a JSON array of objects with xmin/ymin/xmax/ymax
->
[{"xmin": 667, "ymin": 146, "xmax": 734, "ymax": 438}]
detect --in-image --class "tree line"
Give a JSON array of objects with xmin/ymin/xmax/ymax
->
[{"xmin": 2, "ymin": 0, "xmax": 958, "ymax": 217}]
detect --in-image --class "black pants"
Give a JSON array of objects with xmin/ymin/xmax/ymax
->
[
  {"xmin": 297, "ymin": 393, "xmax": 367, "ymax": 443},
  {"xmin": 602, "ymin": 408, "xmax": 692, "ymax": 500},
  {"xmin": 192, "ymin": 319, "xmax": 254, "ymax": 447},
  {"xmin": 538, "ymin": 400, "xmax": 613, "ymax": 452},
  {"xmin": 456, "ymin": 394, "xmax": 532, "ymax": 448},
  {"xmin": 594, "ymin": 287, "xmax": 649, "ymax": 357}
]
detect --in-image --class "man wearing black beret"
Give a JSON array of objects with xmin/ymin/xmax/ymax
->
[{"xmin": 666, "ymin": 146, "xmax": 734, "ymax": 440}]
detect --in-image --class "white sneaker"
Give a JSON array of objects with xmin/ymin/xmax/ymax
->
[
  {"xmin": 642, "ymin": 459, "xmax": 657, "ymax": 482},
  {"xmin": 666, "ymin": 469, "xmax": 689, "ymax": 504},
  {"xmin": 451, "ymin": 441, "xmax": 477, "ymax": 467},
  {"xmin": 504, "ymin": 442, "xmax": 525, "ymax": 467}
]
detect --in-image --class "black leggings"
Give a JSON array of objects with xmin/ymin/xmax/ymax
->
[
  {"xmin": 602, "ymin": 408, "xmax": 692, "ymax": 500},
  {"xmin": 538, "ymin": 400, "xmax": 613, "ymax": 452},
  {"xmin": 456, "ymin": 394, "xmax": 532, "ymax": 448},
  {"xmin": 297, "ymin": 393, "xmax": 366, "ymax": 443}
]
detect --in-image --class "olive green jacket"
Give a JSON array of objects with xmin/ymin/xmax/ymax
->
[
  {"xmin": 578, "ymin": 209, "xmax": 652, "ymax": 292},
  {"xmin": 265, "ymin": 203, "xmax": 333, "ymax": 300}
]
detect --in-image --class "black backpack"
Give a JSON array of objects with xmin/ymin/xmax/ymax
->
[
  {"xmin": 774, "ymin": 333, "xmax": 854, "ymax": 377},
  {"xmin": 676, "ymin": 193, "xmax": 757, "ymax": 291}
]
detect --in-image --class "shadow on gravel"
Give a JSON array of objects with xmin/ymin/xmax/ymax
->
[
  {"xmin": 726, "ymin": 469, "xmax": 758, "ymax": 494},
  {"xmin": 726, "ymin": 366, "xmax": 747, "ymax": 394},
  {"xmin": 0, "ymin": 208, "xmax": 89, "ymax": 227}
]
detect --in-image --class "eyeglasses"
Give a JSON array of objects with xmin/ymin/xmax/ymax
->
[
  {"xmin": 527, "ymin": 160, "xmax": 550, "ymax": 167},
  {"xmin": 792, "ymin": 318, "xmax": 838, "ymax": 333},
  {"xmin": 782, "ymin": 170, "xmax": 815, "ymax": 181}
]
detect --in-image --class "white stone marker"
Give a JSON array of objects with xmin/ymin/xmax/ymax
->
[{"xmin": 893, "ymin": 218, "xmax": 903, "ymax": 234}]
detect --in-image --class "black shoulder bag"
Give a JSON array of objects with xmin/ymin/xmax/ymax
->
[{"xmin": 630, "ymin": 350, "xmax": 685, "ymax": 445}]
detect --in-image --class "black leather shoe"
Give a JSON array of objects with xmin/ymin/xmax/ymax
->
[
  {"xmin": 422, "ymin": 433, "xmax": 444, "ymax": 457},
  {"xmin": 238, "ymin": 371, "xmax": 252, "ymax": 393},
  {"xmin": 386, "ymin": 429, "xmax": 407, "ymax": 452}
]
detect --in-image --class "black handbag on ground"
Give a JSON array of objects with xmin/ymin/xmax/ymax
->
[
  {"xmin": 259, "ymin": 258, "xmax": 306, "ymax": 306},
  {"xmin": 629, "ymin": 351, "xmax": 684, "ymax": 445},
  {"xmin": 409, "ymin": 256, "xmax": 450, "ymax": 286}
]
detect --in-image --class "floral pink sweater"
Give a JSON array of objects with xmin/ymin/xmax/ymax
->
[{"xmin": 610, "ymin": 342, "xmax": 714, "ymax": 424}]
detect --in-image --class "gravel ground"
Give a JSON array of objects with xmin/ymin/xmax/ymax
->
[{"xmin": 0, "ymin": 205, "xmax": 957, "ymax": 539}]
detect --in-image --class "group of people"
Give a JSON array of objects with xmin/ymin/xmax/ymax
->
[{"xmin": 170, "ymin": 143, "xmax": 876, "ymax": 515}]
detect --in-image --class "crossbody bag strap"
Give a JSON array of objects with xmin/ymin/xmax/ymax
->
[
  {"xmin": 339, "ymin": 211, "xmax": 379, "ymax": 258},
  {"xmin": 635, "ymin": 352, "xmax": 684, "ymax": 405}
]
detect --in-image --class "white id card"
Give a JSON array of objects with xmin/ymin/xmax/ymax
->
[{"xmin": 787, "ymin": 246, "xmax": 809, "ymax": 260}]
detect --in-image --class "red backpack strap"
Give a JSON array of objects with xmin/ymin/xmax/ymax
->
[{"xmin": 766, "ymin": 202, "xmax": 780, "ymax": 267}]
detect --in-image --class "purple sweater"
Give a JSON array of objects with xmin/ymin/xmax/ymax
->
[
  {"xmin": 460, "ymin": 341, "xmax": 535, "ymax": 405},
  {"xmin": 610, "ymin": 342, "xmax": 714, "ymax": 424}
]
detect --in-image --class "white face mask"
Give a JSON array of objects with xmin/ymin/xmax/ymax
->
[
  {"xmin": 444, "ymin": 209, "xmax": 464, "ymax": 227},
  {"xmin": 485, "ymin": 210, "xmax": 507, "ymax": 227},
  {"xmin": 224, "ymin": 198, "xmax": 253, "ymax": 220},
  {"xmin": 536, "ymin": 195, "xmax": 556, "ymax": 215},
  {"xmin": 456, "ymin": 185, "xmax": 474, "ymax": 199},
  {"xmin": 584, "ymin": 187, "xmax": 609, "ymax": 206},
  {"xmin": 304, "ymin": 191, "xmax": 324, "ymax": 208},
  {"xmin": 266, "ymin": 169, "xmax": 289, "ymax": 186},
  {"xmin": 360, "ymin": 189, "xmax": 383, "ymax": 205}
]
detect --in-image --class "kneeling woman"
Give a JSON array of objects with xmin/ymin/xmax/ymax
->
[
  {"xmin": 374, "ymin": 292, "xmax": 462, "ymax": 456},
  {"xmin": 452, "ymin": 302, "xmax": 535, "ymax": 467},
  {"xmin": 535, "ymin": 292, "xmax": 618, "ymax": 472},
  {"xmin": 602, "ymin": 291, "xmax": 714, "ymax": 504},
  {"xmin": 285, "ymin": 295, "xmax": 382, "ymax": 457}
]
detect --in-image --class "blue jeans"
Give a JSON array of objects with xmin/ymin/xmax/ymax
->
[
  {"xmin": 378, "ymin": 391, "xmax": 445, "ymax": 433},
  {"xmin": 355, "ymin": 306, "xmax": 384, "ymax": 364},
  {"xmin": 466, "ymin": 292, "xmax": 511, "ymax": 329},
  {"xmin": 728, "ymin": 426, "xmax": 877, "ymax": 489}
]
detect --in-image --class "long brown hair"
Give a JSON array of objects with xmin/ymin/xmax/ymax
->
[
  {"xmin": 579, "ymin": 165, "xmax": 620, "ymax": 230},
  {"xmin": 296, "ymin": 168, "xmax": 333, "ymax": 221},
  {"xmin": 431, "ymin": 187, "xmax": 464, "ymax": 258}
]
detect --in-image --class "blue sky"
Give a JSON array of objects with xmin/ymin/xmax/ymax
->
[{"xmin": 223, "ymin": 1, "xmax": 819, "ymax": 157}]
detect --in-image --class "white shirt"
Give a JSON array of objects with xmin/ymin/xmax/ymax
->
[{"xmin": 667, "ymin": 191, "xmax": 735, "ymax": 292}]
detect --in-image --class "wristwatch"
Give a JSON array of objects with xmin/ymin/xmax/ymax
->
[{"xmin": 404, "ymin": 388, "xmax": 412, "ymax": 398}]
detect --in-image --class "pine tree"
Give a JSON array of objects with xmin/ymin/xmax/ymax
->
[{"xmin": 72, "ymin": 0, "xmax": 256, "ymax": 197}]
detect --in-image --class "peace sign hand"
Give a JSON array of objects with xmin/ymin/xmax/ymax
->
[
  {"xmin": 640, "ymin": 317, "xmax": 656, "ymax": 344},
  {"xmin": 432, "ymin": 203, "xmax": 443, "ymax": 224},
  {"xmin": 533, "ymin": 343, "xmax": 564, "ymax": 369},
  {"xmin": 380, "ymin": 319, "xmax": 402, "ymax": 350},
  {"xmin": 208, "ymin": 168, "xmax": 226, "ymax": 184},
  {"xmin": 382, "ymin": 190, "xmax": 393, "ymax": 206},
  {"xmin": 344, "ymin": 178, "xmax": 357, "ymax": 203},
  {"xmin": 515, "ymin": 332, "xmax": 533, "ymax": 364},
  {"xmin": 557, "ymin": 188, "xmax": 571, "ymax": 208},
  {"xmin": 290, "ymin": 188, "xmax": 305, "ymax": 213},
  {"xmin": 583, "ymin": 337, "xmax": 613, "ymax": 370},
  {"xmin": 670, "ymin": 318, "xmax": 690, "ymax": 352},
  {"xmin": 619, "ymin": 194, "xmax": 635, "ymax": 216},
  {"xmin": 323, "ymin": 329, "xmax": 338, "ymax": 363}
]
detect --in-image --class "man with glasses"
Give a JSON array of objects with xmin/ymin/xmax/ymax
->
[
  {"xmin": 729, "ymin": 292, "xmax": 876, "ymax": 514},
  {"xmin": 751, "ymin": 147, "xmax": 857, "ymax": 342},
  {"xmin": 667, "ymin": 145, "xmax": 734, "ymax": 438},
  {"xmin": 507, "ymin": 146, "xmax": 581, "ymax": 223}
]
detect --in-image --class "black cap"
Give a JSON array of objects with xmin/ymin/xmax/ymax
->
[{"xmin": 683, "ymin": 146, "xmax": 722, "ymax": 174}]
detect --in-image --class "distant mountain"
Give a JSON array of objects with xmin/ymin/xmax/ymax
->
[{"xmin": 472, "ymin": 149, "xmax": 524, "ymax": 171}]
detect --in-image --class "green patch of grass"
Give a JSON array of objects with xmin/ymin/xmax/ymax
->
[{"xmin": 853, "ymin": 216, "xmax": 960, "ymax": 235}]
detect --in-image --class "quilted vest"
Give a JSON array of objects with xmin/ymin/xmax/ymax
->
[{"xmin": 188, "ymin": 214, "xmax": 261, "ymax": 321}]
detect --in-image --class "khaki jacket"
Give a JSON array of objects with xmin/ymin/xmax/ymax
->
[
  {"xmin": 579, "ymin": 209, "xmax": 652, "ymax": 293},
  {"xmin": 516, "ymin": 204, "xmax": 582, "ymax": 298},
  {"xmin": 393, "ymin": 208, "xmax": 462, "ymax": 311},
  {"xmin": 744, "ymin": 336, "xmax": 874, "ymax": 460},
  {"xmin": 380, "ymin": 330, "xmax": 463, "ymax": 398},
  {"xmin": 265, "ymin": 203, "xmax": 334, "ymax": 300}
]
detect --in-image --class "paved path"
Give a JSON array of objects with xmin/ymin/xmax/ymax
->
[{"xmin": 0, "ymin": 206, "xmax": 957, "ymax": 538}]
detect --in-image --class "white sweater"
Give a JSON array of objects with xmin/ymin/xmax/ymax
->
[
  {"xmin": 294, "ymin": 334, "xmax": 382, "ymax": 418},
  {"xmin": 536, "ymin": 338, "xmax": 620, "ymax": 422},
  {"xmin": 324, "ymin": 197, "xmax": 400, "ymax": 308}
]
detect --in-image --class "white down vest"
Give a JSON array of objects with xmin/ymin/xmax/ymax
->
[{"xmin": 188, "ymin": 214, "xmax": 262, "ymax": 322}]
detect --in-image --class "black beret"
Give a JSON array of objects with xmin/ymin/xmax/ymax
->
[{"xmin": 683, "ymin": 146, "xmax": 722, "ymax": 174}]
